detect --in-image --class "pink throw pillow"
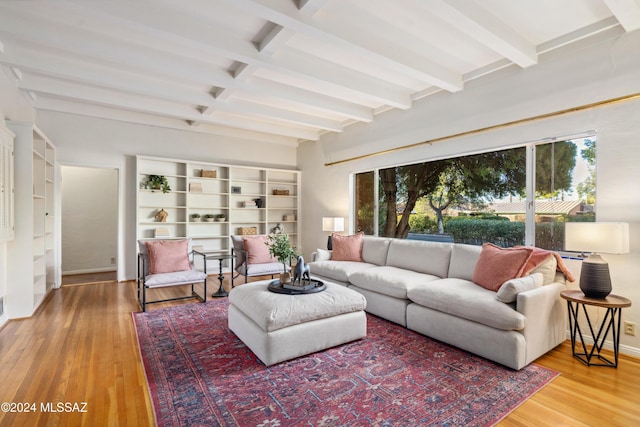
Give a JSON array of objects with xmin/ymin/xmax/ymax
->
[
  {"xmin": 331, "ymin": 232, "xmax": 364, "ymax": 262},
  {"xmin": 472, "ymin": 243, "xmax": 533, "ymax": 291},
  {"xmin": 145, "ymin": 240, "xmax": 191, "ymax": 274},
  {"xmin": 243, "ymin": 235, "xmax": 278, "ymax": 264}
]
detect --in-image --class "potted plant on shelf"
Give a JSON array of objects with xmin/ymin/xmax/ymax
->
[
  {"xmin": 266, "ymin": 233, "xmax": 298, "ymax": 284},
  {"xmin": 215, "ymin": 213, "xmax": 226, "ymax": 222},
  {"xmin": 142, "ymin": 175, "xmax": 171, "ymax": 193},
  {"xmin": 190, "ymin": 213, "xmax": 201, "ymax": 222},
  {"xmin": 204, "ymin": 214, "xmax": 215, "ymax": 222}
]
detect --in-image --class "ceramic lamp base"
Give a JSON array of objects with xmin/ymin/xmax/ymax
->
[{"xmin": 579, "ymin": 253, "xmax": 612, "ymax": 299}]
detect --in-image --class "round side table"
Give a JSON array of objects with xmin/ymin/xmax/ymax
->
[{"xmin": 560, "ymin": 290, "xmax": 631, "ymax": 368}]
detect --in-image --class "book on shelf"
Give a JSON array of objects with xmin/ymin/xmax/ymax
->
[{"xmin": 154, "ymin": 228, "xmax": 170, "ymax": 238}]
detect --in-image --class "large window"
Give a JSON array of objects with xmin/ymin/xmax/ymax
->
[{"xmin": 353, "ymin": 137, "xmax": 596, "ymax": 250}]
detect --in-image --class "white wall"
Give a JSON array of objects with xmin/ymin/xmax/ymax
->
[
  {"xmin": 35, "ymin": 111, "xmax": 298, "ymax": 281},
  {"xmin": 61, "ymin": 166, "xmax": 118, "ymax": 274},
  {"xmin": 0, "ymin": 68, "xmax": 35, "ymax": 327},
  {"xmin": 298, "ymin": 28, "xmax": 640, "ymax": 356}
]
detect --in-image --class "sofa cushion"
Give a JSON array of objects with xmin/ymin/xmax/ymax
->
[
  {"xmin": 315, "ymin": 248, "xmax": 332, "ymax": 261},
  {"xmin": 496, "ymin": 273, "xmax": 543, "ymax": 303},
  {"xmin": 331, "ymin": 232, "xmax": 364, "ymax": 262},
  {"xmin": 407, "ymin": 278, "xmax": 527, "ymax": 331},
  {"xmin": 447, "ymin": 244, "xmax": 482, "ymax": 280},
  {"xmin": 386, "ymin": 240, "xmax": 452, "ymax": 277},
  {"xmin": 472, "ymin": 243, "xmax": 533, "ymax": 291},
  {"xmin": 349, "ymin": 266, "xmax": 441, "ymax": 299},
  {"xmin": 527, "ymin": 255, "xmax": 557, "ymax": 284},
  {"xmin": 362, "ymin": 236, "xmax": 392, "ymax": 265},
  {"xmin": 308, "ymin": 260, "xmax": 376, "ymax": 283}
]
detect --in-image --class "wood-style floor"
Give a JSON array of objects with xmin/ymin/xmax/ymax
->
[{"xmin": 0, "ymin": 277, "xmax": 638, "ymax": 427}]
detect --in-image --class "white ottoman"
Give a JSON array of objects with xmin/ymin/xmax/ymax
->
[{"xmin": 228, "ymin": 279, "xmax": 367, "ymax": 366}]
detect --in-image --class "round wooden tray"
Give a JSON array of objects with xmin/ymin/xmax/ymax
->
[{"xmin": 267, "ymin": 279, "xmax": 326, "ymax": 295}]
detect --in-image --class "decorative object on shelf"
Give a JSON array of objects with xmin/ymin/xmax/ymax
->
[
  {"xmin": 272, "ymin": 223, "xmax": 283, "ymax": 234},
  {"xmin": 200, "ymin": 169, "xmax": 217, "ymax": 178},
  {"xmin": 215, "ymin": 214, "xmax": 226, "ymax": 222},
  {"xmin": 322, "ymin": 217, "xmax": 345, "ymax": 250},
  {"xmin": 283, "ymin": 214, "xmax": 295, "ymax": 222},
  {"xmin": 189, "ymin": 182, "xmax": 203, "ymax": 193},
  {"xmin": 204, "ymin": 214, "xmax": 215, "ymax": 222},
  {"xmin": 565, "ymin": 222, "xmax": 630, "ymax": 298},
  {"xmin": 237, "ymin": 227, "xmax": 257, "ymax": 235},
  {"xmin": 190, "ymin": 213, "xmax": 201, "ymax": 222},
  {"xmin": 243, "ymin": 200, "xmax": 257, "ymax": 208},
  {"xmin": 231, "ymin": 186, "xmax": 241, "ymax": 194},
  {"xmin": 154, "ymin": 209, "xmax": 168, "ymax": 222},
  {"xmin": 154, "ymin": 227, "xmax": 170, "ymax": 238},
  {"xmin": 292, "ymin": 255, "xmax": 311, "ymax": 285},
  {"xmin": 273, "ymin": 189, "xmax": 290, "ymax": 196},
  {"xmin": 254, "ymin": 198, "xmax": 263, "ymax": 208},
  {"xmin": 142, "ymin": 175, "xmax": 171, "ymax": 193},
  {"xmin": 266, "ymin": 232, "xmax": 298, "ymax": 284}
]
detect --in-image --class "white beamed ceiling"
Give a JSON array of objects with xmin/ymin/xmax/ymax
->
[{"xmin": 1, "ymin": 0, "xmax": 638, "ymax": 146}]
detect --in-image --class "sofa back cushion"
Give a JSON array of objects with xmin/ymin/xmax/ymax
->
[
  {"xmin": 447, "ymin": 244, "xmax": 482, "ymax": 280},
  {"xmin": 386, "ymin": 239, "xmax": 452, "ymax": 277},
  {"xmin": 362, "ymin": 236, "xmax": 391, "ymax": 265}
]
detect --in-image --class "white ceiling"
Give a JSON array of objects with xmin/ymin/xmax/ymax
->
[{"xmin": 1, "ymin": 0, "xmax": 639, "ymax": 146}]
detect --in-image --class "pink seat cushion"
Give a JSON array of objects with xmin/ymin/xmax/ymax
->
[
  {"xmin": 145, "ymin": 240, "xmax": 191, "ymax": 274},
  {"xmin": 472, "ymin": 243, "xmax": 533, "ymax": 291},
  {"xmin": 243, "ymin": 235, "xmax": 278, "ymax": 264},
  {"xmin": 331, "ymin": 232, "xmax": 364, "ymax": 262}
]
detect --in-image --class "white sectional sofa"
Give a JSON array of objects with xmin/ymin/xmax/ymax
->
[{"xmin": 309, "ymin": 236, "xmax": 568, "ymax": 370}]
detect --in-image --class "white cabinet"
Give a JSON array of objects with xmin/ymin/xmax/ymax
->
[
  {"xmin": 0, "ymin": 124, "xmax": 15, "ymax": 242},
  {"xmin": 136, "ymin": 156, "xmax": 301, "ymax": 270},
  {"xmin": 7, "ymin": 122, "xmax": 57, "ymax": 318}
]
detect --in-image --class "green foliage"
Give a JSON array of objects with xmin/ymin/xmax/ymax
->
[
  {"xmin": 266, "ymin": 233, "xmax": 298, "ymax": 267},
  {"xmin": 408, "ymin": 214, "xmax": 438, "ymax": 234},
  {"xmin": 534, "ymin": 222, "xmax": 565, "ymax": 251},
  {"xmin": 142, "ymin": 175, "xmax": 171, "ymax": 193},
  {"xmin": 577, "ymin": 139, "xmax": 596, "ymax": 204},
  {"xmin": 445, "ymin": 219, "xmax": 525, "ymax": 247},
  {"xmin": 535, "ymin": 141, "xmax": 577, "ymax": 198}
]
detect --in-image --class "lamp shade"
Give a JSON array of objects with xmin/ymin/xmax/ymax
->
[
  {"xmin": 322, "ymin": 217, "xmax": 344, "ymax": 232},
  {"xmin": 564, "ymin": 222, "xmax": 629, "ymax": 254},
  {"xmin": 565, "ymin": 222, "xmax": 629, "ymax": 299}
]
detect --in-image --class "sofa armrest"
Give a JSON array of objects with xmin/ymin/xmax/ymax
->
[{"xmin": 517, "ymin": 282, "xmax": 567, "ymax": 364}]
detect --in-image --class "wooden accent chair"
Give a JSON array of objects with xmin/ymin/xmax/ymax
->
[
  {"xmin": 137, "ymin": 239, "xmax": 207, "ymax": 312},
  {"xmin": 230, "ymin": 235, "xmax": 291, "ymax": 283}
]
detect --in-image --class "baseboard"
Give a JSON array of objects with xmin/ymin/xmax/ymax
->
[
  {"xmin": 564, "ymin": 331, "xmax": 640, "ymax": 359},
  {"xmin": 62, "ymin": 267, "xmax": 117, "ymax": 276}
]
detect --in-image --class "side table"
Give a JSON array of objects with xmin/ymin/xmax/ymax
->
[
  {"xmin": 560, "ymin": 290, "xmax": 631, "ymax": 367},
  {"xmin": 206, "ymin": 253, "xmax": 235, "ymax": 298}
]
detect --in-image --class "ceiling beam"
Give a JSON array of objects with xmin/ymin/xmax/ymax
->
[
  {"xmin": 19, "ymin": 76, "xmax": 320, "ymax": 140},
  {"xmin": 220, "ymin": 0, "xmax": 463, "ymax": 92},
  {"xmin": 425, "ymin": 0, "xmax": 537, "ymax": 68},
  {"xmin": 603, "ymin": 0, "xmax": 640, "ymax": 32}
]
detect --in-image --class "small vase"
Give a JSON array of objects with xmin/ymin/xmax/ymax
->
[{"xmin": 279, "ymin": 272, "xmax": 291, "ymax": 284}]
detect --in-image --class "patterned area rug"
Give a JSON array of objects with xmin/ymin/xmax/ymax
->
[{"xmin": 133, "ymin": 299, "xmax": 558, "ymax": 427}]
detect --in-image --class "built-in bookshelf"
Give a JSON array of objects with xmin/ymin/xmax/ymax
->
[
  {"xmin": 7, "ymin": 122, "xmax": 57, "ymax": 318},
  {"xmin": 136, "ymin": 155, "xmax": 301, "ymax": 271}
]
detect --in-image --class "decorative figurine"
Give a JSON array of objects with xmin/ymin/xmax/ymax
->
[
  {"xmin": 155, "ymin": 208, "xmax": 168, "ymax": 222},
  {"xmin": 293, "ymin": 255, "xmax": 311, "ymax": 284}
]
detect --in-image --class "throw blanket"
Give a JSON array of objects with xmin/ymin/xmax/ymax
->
[{"xmin": 518, "ymin": 246, "xmax": 575, "ymax": 282}]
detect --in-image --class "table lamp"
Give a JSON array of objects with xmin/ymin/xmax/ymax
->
[
  {"xmin": 322, "ymin": 217, "xmax": 344, "ymax": 250},
  {"xmin": 564, "ymin": 222, "xmax": 629, "ymax": 298}
]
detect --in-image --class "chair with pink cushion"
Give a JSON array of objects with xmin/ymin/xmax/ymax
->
[
  {"xmin": 137, "ymin": 239, "xmax": 207, "ymax": 311},
  {"xmin": 230, "ymin": 235, "xmax": 291, "ymax": 283}
]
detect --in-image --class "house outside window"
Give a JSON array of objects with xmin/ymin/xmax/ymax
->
[{"xmin": 353, "ymin": 137, "xmax": 596, "ymax": 250}]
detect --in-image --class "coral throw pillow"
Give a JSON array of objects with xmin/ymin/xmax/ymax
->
[
  {"xmin": 472, "ymin": 243, "xmax": 533, "ymax": 291},
  {"xmin": 243, "ymin": 235, "xmax": 278, "ymax": 264},
  {"xmin": 145, "ymin": 240, "xmax": 191, "ymax": 274},
  {"xmin": 331, "ymin": 232, "xmax": 364, "ymax": 262}
]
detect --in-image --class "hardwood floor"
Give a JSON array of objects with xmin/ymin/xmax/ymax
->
[
  {"xmin": 61, "ymin": 271, "xmax": 118, "ymax": 286},
  {"xmin": 0, "ymin": 278, "xmax": 638, "ymax": 426}
]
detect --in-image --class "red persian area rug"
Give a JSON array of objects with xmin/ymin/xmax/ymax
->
[{"xmin": 133, "ymin": 299, "xmax": 558, "ymax": 427}]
